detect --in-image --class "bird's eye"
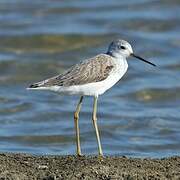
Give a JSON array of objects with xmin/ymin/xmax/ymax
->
[{"xmin": 120, "ymin": 46, "xmax": 126, "ymax": 50}]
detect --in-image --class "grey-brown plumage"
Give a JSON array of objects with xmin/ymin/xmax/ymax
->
[{"xmin": 29, "ymin": 54, "xmax": 115, "ymax": 88}]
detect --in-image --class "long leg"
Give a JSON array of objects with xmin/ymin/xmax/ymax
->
[
  {"xmin": 74, "ymin": 96, "xmax": 83, "ymax": 156},
  {"xmin": 92, "ymin": 96, "xmax": 103, "ymax": 156}
]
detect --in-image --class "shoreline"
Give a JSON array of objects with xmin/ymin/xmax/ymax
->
[{"xmin": 0, "ymin": 153, "xmax": 180, "ymax": 179}]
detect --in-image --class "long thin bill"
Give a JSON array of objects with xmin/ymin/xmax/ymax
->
[{"xmin": 131, "ymin": 54, "xmax": 156, "ymax": 67}]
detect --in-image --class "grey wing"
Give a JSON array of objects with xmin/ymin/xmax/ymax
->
[{"xmin": 29, "ymin": 54, "xmax": 115, "ymax": 88}]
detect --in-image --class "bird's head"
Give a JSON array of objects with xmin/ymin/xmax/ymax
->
[{"xmin": 107, "ymin": 39, "xmax": 156, "ymax": 66}]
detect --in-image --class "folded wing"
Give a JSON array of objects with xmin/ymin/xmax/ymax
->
[{"xmin": 29, "ymin": 54, "xmax": 115, "ymax": 88}]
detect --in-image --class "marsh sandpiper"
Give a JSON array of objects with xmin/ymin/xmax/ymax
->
[{"xmin": 28, "ymin": 39, "xmax": 156, "ymax": 157}]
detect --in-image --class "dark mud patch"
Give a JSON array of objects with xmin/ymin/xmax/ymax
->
[{"xmin": 0, "ymin": 153, "xmax": 179, "ymax": 179}]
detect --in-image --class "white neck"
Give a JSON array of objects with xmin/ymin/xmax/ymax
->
[{"xmin": 107, "ymin": 51, "xmax": 128, "ymax": 59}]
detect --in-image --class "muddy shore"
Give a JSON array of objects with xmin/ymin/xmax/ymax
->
[{"xmin": 0, "ymin": 153, "xmax": 179, "ymax": 179}]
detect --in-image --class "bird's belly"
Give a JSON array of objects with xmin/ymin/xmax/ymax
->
[{"xmin": 92, "ymin": 68, "xmax": 127, "ymax": 96}]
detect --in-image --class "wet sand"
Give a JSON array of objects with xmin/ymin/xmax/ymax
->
[{"xmin": 0, "ymin": 153, "xmax": 179, "ymax": 179}]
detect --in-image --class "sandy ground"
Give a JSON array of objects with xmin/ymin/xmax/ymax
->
[{"xmin": 0, "ymin": 153, "xmax": 179, "ymax": 180}]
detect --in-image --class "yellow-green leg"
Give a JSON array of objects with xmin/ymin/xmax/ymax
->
[
  {"xmin": 74, "ymin": 96, "xmax": 83, "ymax": 156},
  {"xmin": 92, "ymin": 96, "xmax": 103, "ymax": 156}
]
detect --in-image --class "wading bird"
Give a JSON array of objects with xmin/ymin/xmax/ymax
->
[{"xmin": 28, "ymin": 39, "xmax": 156, "ymax": 157}]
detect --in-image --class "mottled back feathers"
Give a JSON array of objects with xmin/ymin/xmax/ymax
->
[{"xmin": 30, "ymin": 54, "xmax": 115, "ymax": 88}]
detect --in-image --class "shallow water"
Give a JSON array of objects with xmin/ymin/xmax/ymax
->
[{"xmin": 0, "ymin": 0, "xmax": 180, "ymax": 157}]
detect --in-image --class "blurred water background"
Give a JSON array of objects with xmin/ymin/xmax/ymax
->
[{"xmin": 0, "ymin": 0, "xmax": 179, "ymax": 157}]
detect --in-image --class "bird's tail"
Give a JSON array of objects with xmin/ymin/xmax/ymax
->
[{"xmin": 27, "ymin": 80, "xmax": 46, "ymax": 90}]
